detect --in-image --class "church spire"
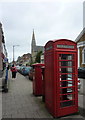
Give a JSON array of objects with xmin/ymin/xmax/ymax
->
[
  {"xmin": 31, "ymin": 29, "xmax": 36, "ymax": 53},
  {"xmin": 32, "ymin": 29, "xmax": 35, "ymax": 41},
  {"xmin": 32, "ymin": 29, "xmax": 36, "ymax": 45}
]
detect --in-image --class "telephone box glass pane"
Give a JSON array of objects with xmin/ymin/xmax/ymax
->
[
  {"xmin": 60, "ymin": 93, "xmax": 75, "ymax": 107},
  {"xmin": 60, "ymin": 74, "xmax": 72, "ymax": 81},
  {"xmin": 59, "ymin": 61, "xmax": 73, "ymax": 67},
  {"xmin": 60, "ymin": 87, "xmax": 75, "ymax": 94},
  {"xmin": 67, "ymin": 74, "xmax": 72, "ymax": 79},
  {"xmin": 60, "ymin": 101, "xmax": 74, "ymax": 107},
  {"xmin": 59, "ymin": 54, "xmax": 75, "ymax": 108},
  {"xmin": 60, "ymin": 68, "xmax": 73, "ymax": 73},
  {"xmin": 60, "ymin": 94, "xmax": 73, "ymax": 101},
  {"xmin": 60, "ymin": 80, "xmax": 73, "ymax": 87},
  {"xmin": 60, "ymin": 89, "xmax": 75, "ymax": 107},
  {"xmin": 59, "ymin": 54, "xmax": 73, "ymax": 60}
]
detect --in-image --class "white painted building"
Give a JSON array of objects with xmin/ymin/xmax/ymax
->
[{"xmin": 75, "ymin": 28, "xmax": 85, "ymax": 68}]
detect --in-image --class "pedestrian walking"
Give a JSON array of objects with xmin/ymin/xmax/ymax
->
[{"xmin": 11, "ymin": 64, "xmax": 17, "ymax": 78}]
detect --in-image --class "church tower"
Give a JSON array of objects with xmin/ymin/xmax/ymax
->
[{"xmin": 31, "ymin": 29, "xmax": 36, "ymax": 54}]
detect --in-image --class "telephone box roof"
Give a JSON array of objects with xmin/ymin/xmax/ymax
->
[{"xmin": 45, "ymin": 39, "xmax": 76, "ymax": 47}]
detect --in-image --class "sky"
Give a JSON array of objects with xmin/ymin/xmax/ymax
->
[{"xmin": 0, "ymin": 0, "xmax": 84, "ymax": 62}]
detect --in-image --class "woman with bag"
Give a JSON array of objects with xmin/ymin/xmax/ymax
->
[{"xmin": 11, "ymin": 64, "xmax": 17, "ymax": 78}]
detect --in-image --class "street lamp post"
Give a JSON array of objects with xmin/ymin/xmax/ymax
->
[{"xmin": 13, "ymin": 45, "xmax": 19, "ymax": 64}]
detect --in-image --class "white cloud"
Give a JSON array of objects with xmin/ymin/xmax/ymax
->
[
  {"xmin": 0, "ymin": 1, "xmax": 83, "ymax": 61},
  {"xmin": 0, "ymin": 0, "xmax": 84, "ymax": 2},
  {"xmin": 83, "ymin": 1, "xmax": 85, "ymax": 28}
]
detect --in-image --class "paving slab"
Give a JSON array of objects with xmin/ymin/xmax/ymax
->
[{"xmin": 2, "ymin": 71, "xmax": 85, "ymax": 119}]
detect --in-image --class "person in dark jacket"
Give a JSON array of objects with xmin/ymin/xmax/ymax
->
[{"xmin": 11, "ymin": 64, "xmax": 17, "ymax": 78}]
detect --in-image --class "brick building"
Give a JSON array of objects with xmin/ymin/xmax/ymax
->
[{"xmin": 17, "ymin": 53, "xmax": 31, "ymax": 65}]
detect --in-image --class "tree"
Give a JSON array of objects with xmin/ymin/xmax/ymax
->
[{"xmin": 35, "ymin": 51, "xmax": 42, "ymax": 63}]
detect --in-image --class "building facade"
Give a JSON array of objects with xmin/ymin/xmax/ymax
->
[
  {"xmin": 0, "ymin": 22, "xmax": 8, "ymax": 77},
  {"xmin": 40, "ymin": 53, "xmax": 44, "ymax": 63},
  {"xmin": 75, "ymin": 28, "xmax": 85, "ymax": 68},
  {"xmin": 31, "ymin": 30, "xmax": 44, "ymax": 63},
  {"xmin": 0, "ymin": 23, "xmax": 3, "ymax": 76},
  {"xmin": 17, "ymin": 53, "xmax": 31, "ymax": 65}
]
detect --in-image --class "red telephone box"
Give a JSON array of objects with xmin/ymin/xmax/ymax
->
[
  {"xmin": 44, "ymin": 39, "xmax": 78, "ymax": 117},
  {"xmin": 32, "ymin": 63, "xmax": 45, "ymax": 96}
]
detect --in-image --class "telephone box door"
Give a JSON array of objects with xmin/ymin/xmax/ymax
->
[{"xmin": 56, "ymin": 52, "xmax": 78, "ymax": 116}]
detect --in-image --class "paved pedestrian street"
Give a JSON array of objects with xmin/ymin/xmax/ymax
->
[
  {"xmin": 2, "ymin": 71, "xmax": 85, "ymax": 119},
  {"xmin": 2, "ymin": 72, "xmax": 52, "ymax": 118}
]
